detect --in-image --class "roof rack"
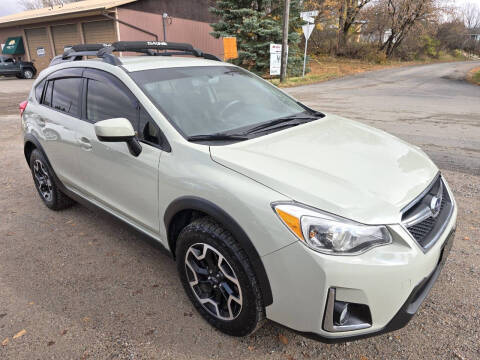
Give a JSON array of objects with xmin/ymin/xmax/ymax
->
[{"xmin": 49, "ymin": 41, "xmax": 222, "ymax": 67}]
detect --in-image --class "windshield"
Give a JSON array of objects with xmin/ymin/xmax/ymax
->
[{"xmin": 130, "ymin": 66, "xmax": 307, "ymax": 137}]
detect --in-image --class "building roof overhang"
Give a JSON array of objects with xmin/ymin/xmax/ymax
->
[{"xmin": 0, "ymin": 0, "xmax": 137, "ymax": 28}]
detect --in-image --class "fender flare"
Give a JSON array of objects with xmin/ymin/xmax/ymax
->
[
  {"xmin": 164, "ymin": 196, "xmax": 273, "ymax": 306},
  {"xmin": 24, "ymin": 134, "xmax": 46, "ymax": 167}
]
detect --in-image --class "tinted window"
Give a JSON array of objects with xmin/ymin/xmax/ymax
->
[
  {"xmin": 35, "ymin": 79, "xmax": 45, "ymax": 102},
  {"xmin": 43, "ymin": 80, "xmax": 53, "ymax": 107},
  {"xmin": 4, "ymin": 58, "xmax": 14, "ymax": 63},
  {"xmin": 51, "ymin": 78, "xmax": 82, "ymax": 116},
  {"xmin": 86, "ymin": 79, "xmax": 138, "ymax": 123}
]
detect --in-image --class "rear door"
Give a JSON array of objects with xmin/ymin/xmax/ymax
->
[
  {"xmin": 33, "ymin": 68, "xmax": 84, "ymax": 187},
  {"xmin": 73, "ymin": 69, "xmax": 162, "ymax": 233}
]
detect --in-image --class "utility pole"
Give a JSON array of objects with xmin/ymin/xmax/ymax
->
[{"xmin": 280, "ymin": 0, "xmax": 290, "ymax": 83}]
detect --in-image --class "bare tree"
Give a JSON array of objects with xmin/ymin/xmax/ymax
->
[
  {"xmin": 378, "ymin": 0, "xmax": 439, "ymax": 57},
  {"xmin": 19, "ymin": 0, "xmax": 81, "ymax": 10},
  {"xmin": 337, "ymin": 0, "xmax": 372, "ymax": 53},
  {"xmin": 462, "ymin": 2, "xmax": 480, "ymax": 30}
]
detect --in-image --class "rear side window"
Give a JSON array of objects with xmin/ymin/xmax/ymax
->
[
  {"xmin": 51, "ymin": 78, "xmax": 82, "ymax": 116},
  {"xmin": 86, "ymin": 79, "xmax": 138, "ymax": 123}
]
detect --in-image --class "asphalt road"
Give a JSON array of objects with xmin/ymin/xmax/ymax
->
[
  {"xmin": 287, "ymin": 61, "xmax": 480, "ymax": 176},
  {"xmin": 0, "ymin": 63, "xmax": 479, "ymax": 360}
]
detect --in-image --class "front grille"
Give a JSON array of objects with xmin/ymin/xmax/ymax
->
[
  {"xmin": 407, "ymin": 186, "xmax": 447, "ymax": 247},
  {"xmin": 402, "ymin": 176, "xmax": 453, "ymax": 250}
]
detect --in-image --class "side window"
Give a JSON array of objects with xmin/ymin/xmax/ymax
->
[
  {"xmin": 35, "ymin": 79, "xmax": 46, "ymax": 102},
  {"xmin": 4, "ymin": 58, "xmax": 14, "ymax": 63},
  {"xmin": 86, "ymin": 78, "xmax": 138, "ymax": 124},
  {"xmin": 43, "ymin": 80, "xmax": 53, "ymax": 107},
  {"xmin": 50, "ymin": 77, "xmax": 82, "ymax": 117}
]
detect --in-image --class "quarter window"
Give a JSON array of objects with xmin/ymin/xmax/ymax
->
[
  {"xmin": 50, "ymin": 78, "xmax": 82, "ymax": 116},
  {"xmin": 86, "ymin": 79, "xmax": 138, "ymax": 123},
  {"xmin": 35, "ymin": 79, "xmax": 46, "ymax": 102},
  {"xmin": 138, "ymin": 107, "xmax": 161, "ymax": 145},
  {"xmin": 43, "ymin": 80, "xmax": 53, "ymax": 107}
]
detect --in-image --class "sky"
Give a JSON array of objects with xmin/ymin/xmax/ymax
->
[{"xmin": 0, "ymin": 0, "xmax": 480, "ymax": 17}]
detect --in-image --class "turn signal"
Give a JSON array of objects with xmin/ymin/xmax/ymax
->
[{"xmin": 275, "ymin": 208, "xmax": 304, "ymax": 240}]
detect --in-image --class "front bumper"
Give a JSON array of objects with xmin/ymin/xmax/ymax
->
[{"xmin": 262, "ymin": 203, "xmax": 457, "ymax": 342}]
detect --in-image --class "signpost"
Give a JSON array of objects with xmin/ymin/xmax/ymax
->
[{"xmin": 300, "ymin": 10, "xmax": 319, "ymax": 77}]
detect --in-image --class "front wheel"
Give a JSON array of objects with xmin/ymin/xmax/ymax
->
[{"xmin": 176, "ymin": 217, "xmax": 265, "ymax": 336}]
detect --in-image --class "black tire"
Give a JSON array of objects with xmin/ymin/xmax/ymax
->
[
  {"xmin": 29, "ymin": 149, "xmax": 74, "ymax": 210},
  {"xmin": 22, "ymin": 68, "xmax": 34, "ymax": 79},
  {"xmin": 176, "ymin": 217, "xmax": 265, "ymax": 336}
]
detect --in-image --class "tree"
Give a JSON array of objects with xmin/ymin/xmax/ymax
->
[
  {"xmin": 210, "ymin": 0, "xmax": 305, "ymax": 76},
  {"xmin": 19, "ymin": 0, "xmax": 81, "ymax": 10},
  {"xmin": 336, "ymin": 0, "xmax": 371, "ymax": 54},
  {"xmin": 377, "ymin": 0, "xmax": 439, "ymax": 57},
  {"xmin": 462, "ymin": 2, "xmax": 480, "ymax": 30}
]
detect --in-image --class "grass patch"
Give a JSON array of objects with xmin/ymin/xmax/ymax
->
[
  {"xmin": 270, "ymin": 54, "xmax": 470, "ymax": 88},
  {"xmin": 468, "ymin": 67, "xmax": 480, "ymax": 85}
]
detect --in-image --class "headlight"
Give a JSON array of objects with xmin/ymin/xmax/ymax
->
[{"xmin": 273, "ymin": 203, "xmax": 392, "ymax": 255}]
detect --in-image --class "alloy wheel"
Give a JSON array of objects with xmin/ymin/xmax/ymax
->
[
  {"xmin": 184, "ymin": 243, "xmax": 243, "ymax": 320},
  {"xmin": 33, "ymin": 159, "xmax": 53, "ymax": 202}
]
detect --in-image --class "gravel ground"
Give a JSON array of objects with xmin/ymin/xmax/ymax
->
[{"xmin": 0, "ymin": 64, "xmax": 479, "ymax": 359}]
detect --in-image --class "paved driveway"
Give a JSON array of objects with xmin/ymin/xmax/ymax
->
[{"xmin": 0, "ymin": 64, "xmax": 479, "ymax": 359}]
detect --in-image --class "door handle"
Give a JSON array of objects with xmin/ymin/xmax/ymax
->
[{"xmin": 78, "ymin": 137, "xmax": 92, "ymax": 150}]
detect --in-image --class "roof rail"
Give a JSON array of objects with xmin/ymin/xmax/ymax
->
[{"xmin": 49, "ymin": 41, "xmax": 222, "ymax": 67}]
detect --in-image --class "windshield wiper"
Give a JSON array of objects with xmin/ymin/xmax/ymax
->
[
  {"xmin": 187, "ymin": 133, "xmax": 249, "ymax": 142},
  {"xmin": 242, "ymin": 113, "xmax": 318, "ymax": 135}
]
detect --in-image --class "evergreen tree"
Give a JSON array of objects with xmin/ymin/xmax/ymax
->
[{"xmin": 210, "ymin": 0, "xmax": 306, "ymax": 77}]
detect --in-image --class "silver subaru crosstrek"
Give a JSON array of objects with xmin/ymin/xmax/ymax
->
[{"xmin": 21, "ymin": 41, "xmax": 456, "ymax": 342}]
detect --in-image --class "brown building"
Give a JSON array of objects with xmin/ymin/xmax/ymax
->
[{"xmin": 0, "ymin": 0, "xmax": 223, "ymax": 72}]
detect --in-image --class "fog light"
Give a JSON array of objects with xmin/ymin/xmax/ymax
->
[
  {"xmin": 323, "ymin": 288, "xmax": 372, "ymax": 332},
  {"xmin": 334, "ymin": 301, "xmax": 350, "ymax": 326}
]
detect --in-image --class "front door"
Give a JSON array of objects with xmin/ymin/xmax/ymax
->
[
  {"xmin": 73, "ymin": 69, "xmax": 162, "ymax": 233},
  {"xmin": 1, "ymin": 57, "xmax": 17, "ymax": 74}
]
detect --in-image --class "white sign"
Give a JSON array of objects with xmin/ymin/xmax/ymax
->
[
  {"xmin": 36, "ymin": 47, "xmax": 45, "ymax": 57},
  {"xmin": 270, "ymin": 43, "xmax": 282, "ymax": 76},
  {"xmin": 302, "ymin": 24, "xmax": 315, "ymax": 40},
  {"xmin": 300, "ymin": 11, "xmax": 319, "ymax": 77},
  {"xmin": 300, "ymin": 10, "xmax": 319, "ymax": 24}
]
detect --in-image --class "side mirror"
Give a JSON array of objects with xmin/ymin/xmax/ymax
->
[{"xmin": 94, "ymin": 118, "xmax": 142, "ymax": 157}]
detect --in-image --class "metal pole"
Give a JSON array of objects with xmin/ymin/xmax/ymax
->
[
  {"xmin": 280, "ymin": 0, "xmax": 290, "ymax": 83},
  {"xmin": 162, "ymin": 13, "xmax": 168, "ymax": 42},
  {"xmin": 302, "ymin": 36, "xmax": 308, "ymax": 77}
]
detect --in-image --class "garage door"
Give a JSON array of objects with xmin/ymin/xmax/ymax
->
[
  {"xmin": 82, "ymin": 20, "xmax": 116, "ymax": 45},
  {"xmin": 52, "ymin": 23, "xmax": 81, "ymax": 56},
  {"xmin": 25, "ymin": 27, "xmax": 52, "ymax": 72}
]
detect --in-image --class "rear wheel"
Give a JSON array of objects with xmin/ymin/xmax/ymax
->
[
  {"xmin": 22, "ymin": 69, "xmax": 34, "ymax": 79},
  {"xmin": 29, "ymin": 149, "xmax": 74, "ymax": 210},
  {"xmin": 176, "ymin": 217, "xmax": 265, "ymax": 336}
]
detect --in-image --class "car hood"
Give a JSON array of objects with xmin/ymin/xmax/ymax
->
[{"xmin": 210, "ymin": 114, "xmax": 438, "ymax": 225}]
